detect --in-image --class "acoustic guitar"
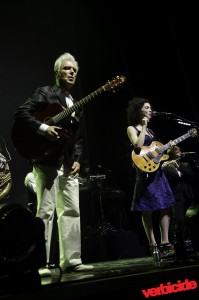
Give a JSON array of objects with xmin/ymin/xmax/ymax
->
[
  {"xmin": 132, "ymin": 128, "xmax": 197, "ymax": 173},
  {"xmin": 12, "ymin": 75, "xmax": 126, "ymax": 160}
]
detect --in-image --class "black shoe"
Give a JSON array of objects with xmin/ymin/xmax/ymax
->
[
  {"xmin": 185, "ymin": 240, "xmax": 195, "ymax": 254},
  {"xmin": 159, "ymin": 243, "xmax": 175, "ymax": 259},
  {"xmin": 149, "ymin": 244, "xmax": 158, "ymax": 256}
]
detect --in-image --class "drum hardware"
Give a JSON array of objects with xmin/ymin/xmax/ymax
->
[
  {"xmin": 89, "ymin": 174, "xmax": 118, "ymax": 236},
  {"xmin": 89, "ymin": 174, "xmax": 106, "ymax": 188},
  {"xmin": 79, "ymin": 171, "xmax": 127, "ymax": 235}
]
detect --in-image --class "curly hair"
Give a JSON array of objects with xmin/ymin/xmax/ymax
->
[{"xmin": 126, "ymin": 97, "xmax": 150, "ymax": 126}]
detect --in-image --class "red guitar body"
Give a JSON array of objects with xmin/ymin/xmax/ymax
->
[{"xmin": 11, "ymin": 103, "xmax": 70, "ymax": 160}]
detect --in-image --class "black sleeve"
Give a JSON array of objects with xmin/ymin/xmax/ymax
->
[{"xmin": 13, "ymin": 87, "xmax": 49, "ymax": 132}]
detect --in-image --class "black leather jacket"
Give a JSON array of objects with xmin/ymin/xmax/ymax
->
[{"xmin": 13, "ymin": 85, "xmax": 84, "ymax": 167}]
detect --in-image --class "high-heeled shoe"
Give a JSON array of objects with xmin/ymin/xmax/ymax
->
[
  {"xmin": 159, "ymin": 243, "xmax": 175, "ymax": 259},
  {"xmin": 149, "ymin": 244, "xmax": 158, "ymax": 256}
]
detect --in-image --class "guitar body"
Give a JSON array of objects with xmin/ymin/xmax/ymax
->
[
  {"xmin": 33, "ymin": 102, "xmax": 65, "ymax": 123},
  {"xmin": 11, "ymin": 103, "xmax": 71, "ymax": 160},
  {"xmin": 132, "ymin": 128, "xmax": 197, "ymax": 173},
  {"xmin": 132, "ymin": 141, "xmax": 169, "ymax": 173}
]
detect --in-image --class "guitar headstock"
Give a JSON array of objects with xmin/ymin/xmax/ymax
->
[
  {"xmin": 189, "ymin": 128, "xmax": 198, "ymax": 138},
  {"xmin": 103, "ymin": 75, "xmax": 126, "ymax": 91}
]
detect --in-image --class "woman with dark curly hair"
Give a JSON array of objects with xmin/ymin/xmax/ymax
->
[{"xmin": 126, "ymin": 96, "xmax": 175, "ymax": 258}]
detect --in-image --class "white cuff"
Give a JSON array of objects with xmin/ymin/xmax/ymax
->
[{"xmin": 38, "ymin": 123, "xmax": 49, "ymax": 136}]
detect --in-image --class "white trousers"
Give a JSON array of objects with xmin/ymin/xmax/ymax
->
[{"xmin": 33, "ymin": 164, "xmax": 82, "ymax": 270}]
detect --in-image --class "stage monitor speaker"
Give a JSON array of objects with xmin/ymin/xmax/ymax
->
[{"xmin": 0, "ymin": 202, "xmax": 46, "ymax": 294}]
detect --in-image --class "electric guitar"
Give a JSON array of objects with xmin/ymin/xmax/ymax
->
[
  {"xmin": 132, "ymin": 128, "xmax": 198, "ymax": 173},
  {"xmin": 12, "ymin": 75, "xmax": 126, "ymax": 160}
]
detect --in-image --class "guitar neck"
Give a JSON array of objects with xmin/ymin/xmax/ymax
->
[
  {"xmin": 49, "ymin": 86, "xmax": 106, "ymax": 125},
  {"xmin": 160, "ymin": 132, "xmax": 191, "ymax": 152}
]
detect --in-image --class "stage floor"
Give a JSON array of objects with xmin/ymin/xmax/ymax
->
[{"xmin": 1, "ymin": 253, "xmax": 199, "ymax": 300}]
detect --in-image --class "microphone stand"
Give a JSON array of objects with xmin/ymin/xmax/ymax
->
[
  {"xmin": 185, "ymin": 153, "xmax": 199, "ymax": 167},
  {"xmin": 174, "ymin": 114, "xmax": 199, "ymax": 145},
  {"xmin": 158, "ymin": 113, "xmax": 199, "ymax": 145},
  {"xmin": 162, "ymin": 113, "xmax": 199, "ymax": 129}
]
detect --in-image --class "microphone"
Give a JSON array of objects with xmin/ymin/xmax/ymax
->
[
  {"xmin": 153, "ymin": 111, "xmax": 173, "ymax": 116},
  {"xmin": 181, "ymin": 152, "xmax": 196, "ymax": 155}
]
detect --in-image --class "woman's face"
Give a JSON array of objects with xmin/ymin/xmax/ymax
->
[{"xmin": 141, "ymin": 102, "xmax": 153, "ymax": 120}]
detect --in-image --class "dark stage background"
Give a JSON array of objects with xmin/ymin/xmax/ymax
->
[{"xmin": 0, "ymin": 0, "xmax": 199, "ymax": 226}]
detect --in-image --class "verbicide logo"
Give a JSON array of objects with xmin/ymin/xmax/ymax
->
[{"xmin": 141, "ymin": 279, "xmax": 198, "ymax": 298}]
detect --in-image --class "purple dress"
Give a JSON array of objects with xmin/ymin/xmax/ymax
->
[{"xmin": 131, "ymin": 128, "xmax": 175, "ymax": 212}]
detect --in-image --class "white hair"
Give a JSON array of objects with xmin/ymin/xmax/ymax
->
[{"xmin": 54, "ymin": 52, "xmax": 79, "ymax": 73}]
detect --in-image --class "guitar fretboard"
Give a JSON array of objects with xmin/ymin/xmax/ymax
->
[
  {"xmin": 44, "ymin": 75, "xmax": 126, "ymax": 125},
  {"xmin": 50, "ymin": 86, "xmax": 106, "ymax": 125},
  {"xmin": 159, "ymin": 132, "xmax": 191, "ymax": 153}
]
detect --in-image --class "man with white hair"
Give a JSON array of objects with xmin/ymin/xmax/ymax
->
[{"xmin": 13, "ymin": 52, "xmax": 94, "ymax": 275}]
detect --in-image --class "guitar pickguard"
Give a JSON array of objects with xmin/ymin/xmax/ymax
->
[{"xmin": 133, "ymin": 143, "xmax": 169, "ymax": 173}]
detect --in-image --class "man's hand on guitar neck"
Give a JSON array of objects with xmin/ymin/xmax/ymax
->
[
  {"xmin": 168, "ymin": 140, "xmax": 176, "ymax": 148},
  {"xmin": 45, "ymin": 125, "xmax": 62, "ymax": 141}
]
